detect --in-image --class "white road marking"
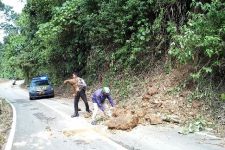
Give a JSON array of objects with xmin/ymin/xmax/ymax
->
[
  {"xmin": 38, "ymin": 100, "xmax": 71, "ymax": 120},
  {"xmin": 4, "ymin": 98, "xmax": 17, "ymax": 150}
]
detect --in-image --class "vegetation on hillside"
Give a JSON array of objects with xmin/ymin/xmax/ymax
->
[
  {"xmin": 0, "ymin": 0, "xmax": 193, "ymax": 83},
  {"xmin": 169, "ymin": 0, "xmax": 225, "ymax": 81},
  {"xmin": 0, "ymin": 0, "xmax": 224, "ymax": 105}
]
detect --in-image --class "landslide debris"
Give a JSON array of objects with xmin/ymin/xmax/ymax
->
[{"xmin": 106, "ymin": 65, "xmax": 209, "ymax": 130}]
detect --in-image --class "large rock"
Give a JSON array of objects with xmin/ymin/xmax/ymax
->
[
  {"xmin": 107, "ymin": 112, "xmax": 139, "ymax": 130},
  {"xmin": 106, "ymin": 108, "xmax": 139, "ymax": 130}
]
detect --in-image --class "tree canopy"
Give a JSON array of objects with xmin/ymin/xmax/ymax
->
[{"xmin": 0, "ymin": 0, "xmax": 224, "ymax": 85}]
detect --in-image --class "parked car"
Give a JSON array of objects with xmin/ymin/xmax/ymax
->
[{"xmin": 29, "ymin": 76, "xmax": 54, "ymax": 100}]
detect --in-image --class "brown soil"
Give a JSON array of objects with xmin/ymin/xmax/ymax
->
[
  {"xmin": 106, "ymin": 65, "xmax": 213, "ymax": 130},
  {"xmin": 0, "ymin": 98, "xmax": 12, "ymax": 150}
]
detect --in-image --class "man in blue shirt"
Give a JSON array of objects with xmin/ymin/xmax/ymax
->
[{"xmin": 91, "ymin": 87, "xmax": 115, "ymax": 125}]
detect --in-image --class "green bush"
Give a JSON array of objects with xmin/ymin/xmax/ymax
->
[{"xmin": 169, "ymin": 0, "xmax": 225, "ymax": 78}]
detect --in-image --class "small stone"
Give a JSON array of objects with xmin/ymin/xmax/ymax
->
[
  {"xmin": 192, "ymin": 101, "xmax": 202, "ymax": 108},
  {"xmin": 150, "ymin": 115, "xmax": 162, "ymax": 125},
  {"xmin": 144, "ymin": 114, "xmax": 162, "ymax": 125},
  {"xmin": 136, "ymin": 110, "xmax": 147, "ymax": 117},
  {"xmin": 162, "ymin": 115, "xmax": 181, "ymax": 124},
  {"xmin": 142, "ymin": 94, "xmax": 151, "ymax": 100},
  {"xmin": 147, "ymin": 87, "xmax": 158, "ymax": 96}
]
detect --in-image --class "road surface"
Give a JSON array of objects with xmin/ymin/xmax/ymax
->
[{"xmin": 0, "ymin": 80, "xmax": 224, "ymax": 150}]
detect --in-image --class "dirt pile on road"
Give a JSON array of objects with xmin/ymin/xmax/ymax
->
[{"xmin": 106, "ymin": 65, "xmax": 207, "ymax": 130}]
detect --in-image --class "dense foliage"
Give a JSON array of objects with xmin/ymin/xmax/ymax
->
[
  {"xmin": 0, "ymin": 0, "xmax": 224, "ymax": 85},
  {"xmin": 169, "ymin": 0, "xmax": 225, "ymax": 81}
]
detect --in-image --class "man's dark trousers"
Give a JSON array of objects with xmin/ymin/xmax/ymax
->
[{"xmin": 74, "ymin": 89, "xmax": 90, "ymax": 115}]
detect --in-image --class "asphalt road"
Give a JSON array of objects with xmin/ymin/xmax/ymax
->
[{"xmin": 0, "ymin": 81, "xmax": 224, "ymax": 150}]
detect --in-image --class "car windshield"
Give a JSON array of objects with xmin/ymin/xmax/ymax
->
[{"xmin": 32, "ymin": 80, "xmax": 49, "ymax": 86}]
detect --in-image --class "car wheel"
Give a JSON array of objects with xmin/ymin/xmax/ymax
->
[
  {"xmin": 49, "ymin": 95, "xmax": 54, "ymax": 98},
  {"xmin": 29, "ymin": 96, "xmax": 36, "ymax": 100}
]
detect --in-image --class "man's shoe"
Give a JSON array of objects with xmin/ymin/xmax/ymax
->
[
  {"xmin": 87, "ymin": 110, "xmax": 92, "ymax": 113},
  {"xmin": 71, "ymin": 114, "xmax": 79, "ymax": 118},
  {"xmin": 91, "ymin": 121, "xmax": 97, "ymax": 125}
]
